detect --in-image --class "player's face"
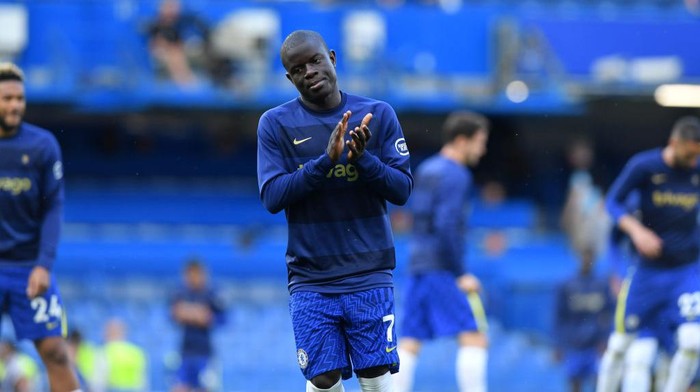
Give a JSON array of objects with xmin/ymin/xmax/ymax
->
[
  {"xmin": 282, "ymin": 39, "xmax": 338, "ymax": 109},
  {"xmin": 464, "ymin": 130, "xmax": 488, "ymax": 166},
  {"xmin": 0, "ymin": 80, "xmax": 25, "ymax": 134},
  {"xmin": 672, "ymin": 138, "xmax": 700, "ymax": 168},
  {"xmin": 185, "ymin": 268, "xmax": 206, "ymax": 289}
]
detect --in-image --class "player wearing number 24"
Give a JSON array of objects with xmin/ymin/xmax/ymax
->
[
  {"xmin": 256, "ymin": 30, "xmax": 413, "ymax": 392},
  {"xmin": 0, "ymin": 63, "xmax": 82, "ymax": 391}
]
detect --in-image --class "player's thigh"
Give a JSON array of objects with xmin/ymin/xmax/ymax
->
[
  {"xmin": 289, "ymin": 291, "xmax": 350, "ymax": 380},
  {"xmin": 424, "ymin": 272, "xmax": 480, "ymax": 336},
  {"xmin": 342, "ymin": 287, "xmax": 399, "ymax": 374},
  {"xmin": 620, "ymin": 268, "xmax": 668, "ymax": 334},
  {"xmin": 400, "ymin": 275, "xmax": 435, "ymax": 340},
  {"xmin": 669, "ymin": 263, "xmax": 700, "ymax": 325},
  {"xmin": 177, "ymin": 355, "xmax": 208, "ymax": 387},
  {"xmin": 4, "ymin": 266, "xmax": 66, "ymax": 341}
]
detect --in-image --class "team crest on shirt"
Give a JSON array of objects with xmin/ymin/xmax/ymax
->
[
  {"xmin": 651, "ymin": 173, "xmax": 666, "ymax": 185},
  {"xmin": 394, "ymin": 138, "xmax": 409, "ymax": 156},
  {"xmin": 625, "ymin": 314, "xmax": 640, "ymax": 330},
  {"xmin": 692, "ymin": 175, "xmax": 699, "ymax": 186},
  {"xmin": 297, "ymin": 349, "xmax": 309, "ymax": 369},
  {"xmin": 21, "ymin": 154, "xmax": 29, "ymax": 165}
]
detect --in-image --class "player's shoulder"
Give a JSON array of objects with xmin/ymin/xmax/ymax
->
[
  {"xmin": 19, "ymin": 123, "xmax": 60, "ymax": 152},
  {"xmin": 626, "ymin": 148, "xmax": 662, "ymax": 171},
  {"xmin": 21, "ymin": 122, "xmax": 57, "ymax": 141},
  {"xmin": 261, "ymin": 98, "xmax": 300, "ymax": 119}
]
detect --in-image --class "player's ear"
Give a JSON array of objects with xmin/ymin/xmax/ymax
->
[
  {"xmin": 329, "ymin": 50, "xmax": 337, "ymax": 67},
  {"xmin": 285, "ymin": 72, "xmax": 292, "ymax": 83}
]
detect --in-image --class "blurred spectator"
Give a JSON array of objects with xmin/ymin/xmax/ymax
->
[
  {"xmin": 208, "ymin": 8, "xmax": 279, "ymax": 91},
  {"xmin": 0, "ymin": 340, "xmax": 40, "ymax": 392},
  {"xmin": 170, "ymin": 259, "xmax": 226, "ymax": 392},
  {"xmin": 96, "ymin": 318, "xmax": 148, "ymax": 392},
  {"xmin": 554, "ymin": 247, "xmax": 614, "ymax": 392},
  {"xmin": 560, "ymin": 138, "xmax": 610, "ymax": 257},
  {"xmin": 146, "ymin": 0, "xmax": 211, "ymax": 87},
  {"xmin": 67, "ymin": 328, "xmax": 99, "ymax": 391}
]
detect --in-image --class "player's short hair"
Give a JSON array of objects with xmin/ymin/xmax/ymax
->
[
  {"xmin": 442, "ymin": 111, "xmax": 490, "ymax": 144},
  {"xmin": 280, "ymin": 30, "xmax": 329, "ymax": 59},
  {"xmin": 184, "ymin": 258, "xmax": 204, "ymax": 272},
  {"xmin": 0, "ymin": 62, "xmax": 24, "ymax": 83},
  {"xmin": 671, "ymin": 116, "xmax": 700, "ymax": 142}
]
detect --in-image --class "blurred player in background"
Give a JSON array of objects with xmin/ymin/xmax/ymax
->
[
  {"xmin": 170, "ymin": 259, "xmax": 226, "ymax": 392},
  {"xmin": 0, "ymin": 62, "xmax": 82, "ymax": 392},
  {"xmin": 256, "ymin": 30, "xmax": 413, "ymax": 392},
  {"xmin": 0, "ymin": 340, "xmax": 41, "ymax": 392},
  {"xmin": 393, "ymin": 111, "xmax": 490, "ymax": 392},
  {"xmin": 553, "ymin": 246, "xmax": 614, "ymax": 392},
  {"xmin": 596, "ymin": 116, "xmax": 700, "ymax": 392},
  {"xmin": 95, "ymin": 317, "xmax": 148, "ymax": 392}
]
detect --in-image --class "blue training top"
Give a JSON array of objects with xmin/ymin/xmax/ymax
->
[
  {"xmin": 0, "ymin": 123, "xmax": 64, "ymax": 270},
  {"xmin": 606, "ymin": 147, "xmax": 700, "ymax": 268},
  {"xmin": 257, "ymin": 91, "xmax": 413, "ymax": 294},
  {"xmin": 408, "ymin": 155, "xmax": 472, "ymax": 277},
  {"xmin": 170, "ymin": 285, "xmax": 226, "ymax": 357}
]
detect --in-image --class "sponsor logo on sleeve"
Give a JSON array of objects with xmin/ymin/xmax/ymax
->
[{"xmin": 394, "ymin": 138, "xmax": 409, "ymax": 156}]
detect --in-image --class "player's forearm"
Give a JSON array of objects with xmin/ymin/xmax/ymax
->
[
  {"xmin": 355, "ymin": 152, "xmax": 413, "ymax": 205},
  {"xmin": 617, "ymin": 214, "xmax": 645, "ymax": 238},
  {"xmin": 438, "ymin": 232, "xmax": 465, "ymax": 276},
  {"xmin": 37, "ymin": 202, "xmax": 62, "ymax": 270},
  {"xmin": 261, "ymin": 154, "xmax": 334, "ymax": 213}
]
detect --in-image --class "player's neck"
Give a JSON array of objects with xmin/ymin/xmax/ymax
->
[
  {"xmin": 440, "ymin": 145, "xmax": 466, "ymax": 166},
  {"xmin": 0, "ymin": 125, "xmax": 19, "ymax": 138},
  {"xmin": 662, "ymin": 145, "xmax": 675, "ymax": 168}
]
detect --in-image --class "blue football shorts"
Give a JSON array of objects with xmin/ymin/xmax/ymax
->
[
  {"xmin": 289, "ymin": 287, "xmax": 400, "ymax": 380},
  {"xmin": 563, "ymin": 347, "xmax": 599, "ymax": 380},
  {"xmin": 0, "ymin": 265, "xmax": 67, "ymax": 341},
  {"xmin": 400, "ymin": 271, "xmax": 487, "ymax": 340},
  {"xmin": 616, "ymin": 262, "xmax": 700, "ymax": 337},
  {"xmin": 176, "ymin": 355, "xmax": 209, "ymax": 388}
]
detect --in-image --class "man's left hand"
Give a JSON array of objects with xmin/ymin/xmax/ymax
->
[
  {"xmin": 26, "ymin": 266, "xmax": 50, "ymax": 299},
  {"xmin": 347, "ymin": 113, "xmax": 372, "ymax": 162}
]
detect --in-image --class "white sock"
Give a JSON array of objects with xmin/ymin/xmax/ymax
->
[
  {"xmin": 596, "ymin": 349, "xmax": 626, "ymax": 392},
  {"xmin": 306, "ymin": 378, "xmax": 345, "ymax": 392},
  {"xmin": 394, "ymin": 348, "xmax": 417, "ymax": 392},
  {"xmin": 456, "ymin": 346, "xmax": 487, "ymax": 392},
  {"xmin": 358, "ymin": 371, "xmax": 393, "ymax": 392},
  {"xmin": 622, "ymin": 338, "xmax": 657, "ymax": 392},
  {"xmin": 663, "ymin": 349, "xmax": 699, "ymax": 392},
  {"xmin": 655, "ymin": 351, "xmax": 671, "ymax": 392}
]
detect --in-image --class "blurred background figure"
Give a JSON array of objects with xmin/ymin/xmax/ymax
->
[
  {"xmin": 0, "ymin": 340, "xmax": 41, "ymax": 392},
  {"xmin": 67, "ymin": 328, "xmax": 99, "ymax": 392},
  {"xmin": 169, "ymin": 259, "xmax": 226, "ymax": 392},
  {"xmin": 96, "ymin": 318, "xmax": 148, "ymax": 392},
  {"xmin": 553, "ymin": 247, "xmax": 614, "ymax": 392},
  {"xmin": 146, "ymin": 0, "xmax": 210, "ymax": 87},
  {"xmin": 560, "ymin": 138, "xmax": 610, "ymax": 259},
  {"xmin": 395, "ymin": 111, "xmax": 490, "ymax": 392}
]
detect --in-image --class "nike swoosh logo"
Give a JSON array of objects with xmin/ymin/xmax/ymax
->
[
  {"xmin": 386, "ymin": 346, "xmax": 397, "ymax": 353},
  {"xmin": 293, "ymin": 137, "xmax": 312, "ymax": 145}
]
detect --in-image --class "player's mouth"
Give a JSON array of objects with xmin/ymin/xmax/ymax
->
[{"xmin": 308, "ymin": 79, "xmax": 325, "ymax": 91}]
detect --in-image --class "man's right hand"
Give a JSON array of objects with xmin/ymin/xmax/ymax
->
[
  {"xmin": 326, "ymin": 111, "xmax": 351, "ymax": 162},
  {"xmin": 631, "ymin": 225, "xmax": 663, "ymax": 259}
]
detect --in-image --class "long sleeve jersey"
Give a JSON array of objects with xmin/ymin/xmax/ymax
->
[
  {"xmin": 257, "ymin": 92, "xmax": 413, "ymax": 293},
  {"xmin": 554, "ymin": 273, "xmax": 614, "ymax": 350},
  {"xmin": 606, "ymin": 148, "xmax": 700, "ymax": 268},
  {"xmin": 408, "ymin": 155, "xmax": 472, "ymax": 276},
  {"xmin": 0, "ymin": 123, "xmax": 64, "ymax": 270}
]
